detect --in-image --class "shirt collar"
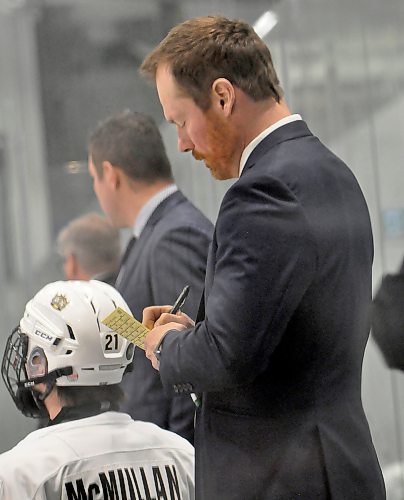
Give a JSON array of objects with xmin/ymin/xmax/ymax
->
[
  {"xmin": 239, "ymin": 114, "xmax": 302, "ymax": 176},
  {"xmin": 133, "ymin": 184, "xmax": 178, "ymax": 238}
]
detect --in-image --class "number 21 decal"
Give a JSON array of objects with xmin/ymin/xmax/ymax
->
[{"xmin": 105, "ymin": 333, "xmax": 119, "ymax": 351}]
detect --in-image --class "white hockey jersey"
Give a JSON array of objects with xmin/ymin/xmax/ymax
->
[{"xmin": 0, "ymin": 411, "xmax": 195, "ymax": 500}]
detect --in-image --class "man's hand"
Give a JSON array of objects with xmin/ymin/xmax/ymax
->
[
  {"xmin": 143, "ymin": 322, "xmax": 182, "ymax": 370},
  {"xmin": 143, "ymin": 306, "xmax": 195, "ymax": 370},
  {"xmin": 142, "ymin": 305, "xmax": 195, "ymax": 330}
]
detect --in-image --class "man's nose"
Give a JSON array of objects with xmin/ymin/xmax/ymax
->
[{"xmin": 177, "ymin": 128, "xmax": 193, "ymax": 153}]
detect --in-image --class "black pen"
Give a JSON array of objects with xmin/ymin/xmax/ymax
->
[
  {"xmin": 169, "ymin": 285, "xmax": 190, "ymax": 314},
  {"xmin": 154, "ymin": 285, "xmax": 190, "ymax": 360}
]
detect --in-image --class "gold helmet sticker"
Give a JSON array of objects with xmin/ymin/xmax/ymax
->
[{"xmin": 51, "ymin": 293, "xmax": 69, "ymax": 311}]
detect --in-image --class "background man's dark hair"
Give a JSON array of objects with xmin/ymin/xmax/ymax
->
[{"xmin": 89, "ymin": 110, "xmax": 173, "ymax": 183}]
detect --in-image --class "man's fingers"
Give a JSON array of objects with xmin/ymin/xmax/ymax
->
[
  {"xmin": 142, "ymin": 305, "xmax": 172, "ymax": 329},
  {"xmin": 155, "ymin": 312, "xmax": 195, "ymax": 328}
]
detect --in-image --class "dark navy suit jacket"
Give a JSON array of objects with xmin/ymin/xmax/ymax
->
[
  {"xmin": 117, "ymin": 190, "xmax": 213, "ymax": 443},
  {"xmin": 158, "ymin": 122, "xmax": 385, "ymax": 498}
]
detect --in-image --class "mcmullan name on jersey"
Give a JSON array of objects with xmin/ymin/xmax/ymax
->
[{"xmin": 64, "ymin": 464, "xmax": 182, "ymax": 500}]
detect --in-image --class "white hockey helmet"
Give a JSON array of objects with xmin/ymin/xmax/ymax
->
[
  {"xmin": 2, "ymin": 280, "xmax": 135, "ymax": 413},
  {"xmin": 21, "ymin": 279, "xmax": 134, "ymax": 386}
]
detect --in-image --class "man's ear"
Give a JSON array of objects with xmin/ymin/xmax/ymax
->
[
  {"xmin": 63, "ymin": 253, "xmax": 75, "ymax": 280},
  {"xmin": 102, "ymin": 161, "xmax": 120, "ymax": 189},
  {"xmin": 65, "ymin": 253, "xmax": 90, "ymax": 280},
  {"xmin": 211, "ymin": 78, "xmax": 235, "ymax": 117}
]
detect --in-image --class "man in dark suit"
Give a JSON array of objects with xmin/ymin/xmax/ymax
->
[
  {"xmin": 88, "ymin": 110, "xmax": 213, "ymax": 443},
  {"xmin": 141, "ymin": 16, "xmax": 386, "ymax": 499}
]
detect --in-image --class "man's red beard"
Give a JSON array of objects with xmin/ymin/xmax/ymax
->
[
  {"xmin": 191, "ymin": 111, "xmax": 239, "ymax": 180},
  {"xmin": 192, "ymin": 150, "xmax": 205, "ymax": 161}
]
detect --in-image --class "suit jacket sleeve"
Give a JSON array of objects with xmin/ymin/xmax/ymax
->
[{"xmin": 159, "ymin": 174, "xmax": 317, "ymax": 394}]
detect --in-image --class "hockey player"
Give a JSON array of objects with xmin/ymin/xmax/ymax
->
[{"xmin": 0, "ymin": 280, "xmax": 194, "ymax": 499}]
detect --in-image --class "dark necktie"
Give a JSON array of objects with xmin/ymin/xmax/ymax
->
[
  {"xmin": 121, "ymin": 236, "xmax": 137, "ymax": 265},
  {"xmin": 115, "ymin": 236, "xmax": 136, "ymax": 287}
]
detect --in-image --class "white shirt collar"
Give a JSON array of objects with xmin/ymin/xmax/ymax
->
[
  {"xmin": 133, "ymin": 184, "xmax": 178, "ymax": 238},
  {"xmin": 239, "ymin": 114, "xmax": 302, "ymax": 176}
]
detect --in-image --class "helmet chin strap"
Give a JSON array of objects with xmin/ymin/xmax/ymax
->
[
  {"xmin": 36, "ymin": 379, "xmax": 55, "ymax": 403},
  {"xmin": 30, "ymin": 384, "xmax": 52, "ymax": 417},
  {"xmin": 20, "ymin": 366, "xmax": 73, "ymax": 390}
]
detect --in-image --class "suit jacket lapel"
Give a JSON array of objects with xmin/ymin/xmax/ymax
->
[
  {"xmin": 145, "ymin": 190, "xmax": 186, "ymax": 227},
  {"xmin": 116, "ymin": 191, "xmax": 187, "ymax": 290}
]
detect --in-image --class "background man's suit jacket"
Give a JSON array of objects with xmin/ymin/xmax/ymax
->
[
  {"xmin": 158, "ymin": 122, "xmax": 385, "ymax": 498},
  {"xmin": 371, "ymin": 257, "xmax": 404, "ymax": 371},
  {"xmin": 117, "ymin": 190, "xmax": 213, "ymax": 443}
]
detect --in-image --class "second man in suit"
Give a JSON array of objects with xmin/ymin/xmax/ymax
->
[{"xmin": 88, "ymin": 110, "xmax": 213, "ymax": 443}]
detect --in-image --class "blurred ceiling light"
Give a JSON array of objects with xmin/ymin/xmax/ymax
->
[
  {"xmin": 253, "ymin": 11, "xmax": 278, "ymax": 39},
  {"xmin": 64, "ymin": 161, "xmax": 87, "ymax": 174}
]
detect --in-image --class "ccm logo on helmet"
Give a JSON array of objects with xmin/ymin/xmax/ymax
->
[{"xmin": 34, "ymin": 329, "xmax": 55, "ymax": 343}]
